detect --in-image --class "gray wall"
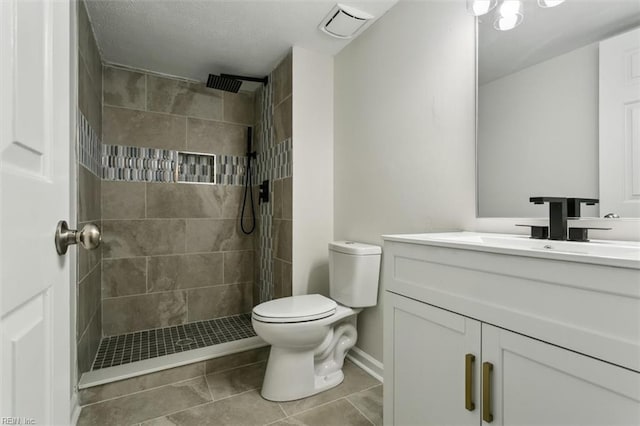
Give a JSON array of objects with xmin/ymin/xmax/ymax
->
[
  {"xmin": 77, "ymin": 0, "xmax": 103, "ymax": 375},
  {"xmin": 478, "ymin": 43, "xmax": 599, "ymax": 217},
  {"xmin": 101, "ymin": 66, "xmax": 256, "ymax": 335},
  {"xmin": 291, "ymin": 47, "xmax": 334, "ymax": 298},
  {"xmin": 334, "ymin": 1, "xmax": 476, "ymax": 362}
]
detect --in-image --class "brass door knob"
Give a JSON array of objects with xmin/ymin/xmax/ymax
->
[{"xmin": 54, "ymin": 221, "xmax": 101, "ymax": 255}]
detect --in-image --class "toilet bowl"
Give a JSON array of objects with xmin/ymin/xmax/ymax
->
[
  {"xmin": 252, "ymin": 241, "xmax": 381, "ymax": 402},
  {"xmin": 252, "ymin": 294, "xmax": 360, "ymax": 401}
]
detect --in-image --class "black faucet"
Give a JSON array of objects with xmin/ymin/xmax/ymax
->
[
  {"xmin": 530, "ymin": 197, "xmax": 568, "ymax": 240},
  {"xmin": 529, "ymin": 197, "xmax": 603, "ymax": 241},
  {"xmin": 566, "ymin": 197, "xmax": 607, "ymax": 242},
  {"xmin": 567, "ymin": 197, "xmax": 599, "ymax": 218}
]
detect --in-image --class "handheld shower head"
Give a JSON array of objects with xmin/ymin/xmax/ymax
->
[{"xmin": 246, "ymin": 127, "xmax": 256, "ymax": 159}]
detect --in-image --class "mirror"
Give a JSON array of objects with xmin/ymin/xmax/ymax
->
[{"xmin": 476, "ymin": 0, "xmax": 640, "ymax": 218}]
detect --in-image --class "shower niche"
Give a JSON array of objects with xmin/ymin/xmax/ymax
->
[
  {"xmin": 177, "ymin": 152, "xmax": 216, "ymax": 184},
  {"xmin": 101, "ymin": 146, "xmax": 220, "ymax": 184}
]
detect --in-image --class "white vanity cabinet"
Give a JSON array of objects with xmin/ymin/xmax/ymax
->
[
  {"xmin": 382, "ymin": 233, "xmax": 640, "ymax": 426},
  {"xmin": 483, "ymin": 322, "xmax": 639, "ymax": 426},
  {"xmin": 385, "ymin": 292, "xmax": 481, "ymax": 426}
]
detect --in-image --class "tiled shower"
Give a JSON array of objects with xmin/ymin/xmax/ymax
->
[{"xmin": 76, "ymin": 0, "xmax": 292, "ymax": 380}]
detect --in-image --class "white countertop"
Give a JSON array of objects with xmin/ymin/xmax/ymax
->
[{"xmin": 382, "ymin": 231, "xmax": 640, "ymax": 269}]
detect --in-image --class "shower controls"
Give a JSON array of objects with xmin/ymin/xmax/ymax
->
[
  {"xmin": 54, "ymin": 220, "xmax": 101, "ymax": 255},
  {"xmin": 259, "ymin": 180, "xmax": 270, "ymax": 204}
]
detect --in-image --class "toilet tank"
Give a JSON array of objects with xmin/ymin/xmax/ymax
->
[{"xmin": 329, "ymin": 241, "xmax": 382, "ymax": 307}]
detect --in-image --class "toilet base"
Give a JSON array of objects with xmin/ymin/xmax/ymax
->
[{"xmin": 260, "ymin": 346, "xmax": 345, "ymax": 402}]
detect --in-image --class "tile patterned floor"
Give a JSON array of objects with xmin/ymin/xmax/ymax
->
[
  {"xmin": 77, "ymin": 359, "xmax": 382, "ymax": 426},
  {"xmin": 92, "ymin": 314, "xmax": 256, "ymax": 370}
]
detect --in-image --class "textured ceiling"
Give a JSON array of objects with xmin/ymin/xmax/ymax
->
[
  {"xmin": 479, "ymin": 0, "xmax": 640, "ymax": 85},
  {"xmin": 85, "ymin": 0, "xmax": 398, "ymax": 83}
]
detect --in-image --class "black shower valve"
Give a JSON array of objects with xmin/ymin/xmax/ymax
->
[{"xmin": 259, "ymin": 180, "xmax": 270, "ymax": 204}]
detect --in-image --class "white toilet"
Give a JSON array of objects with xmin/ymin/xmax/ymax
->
[{"xmin": 252, "ymin": 241, "xmax": 381, "ymax": 402}]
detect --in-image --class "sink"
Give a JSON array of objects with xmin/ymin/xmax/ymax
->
[
  {"xmin": 382, "ymin": 232, "xmax": 640, "ymax": 269},
  {"xmin": 382, "ymin": 231, "xmax": 640, "ymax": 371}
]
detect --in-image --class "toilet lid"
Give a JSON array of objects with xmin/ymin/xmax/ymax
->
[{"xmin": 252, "ymin": 294, "xmax": 337, "ymax": 323}]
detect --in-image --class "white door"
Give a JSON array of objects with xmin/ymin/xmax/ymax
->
[
  {"xmin": 482, "ymin": 324, "xmax": 640, "ymax": 426},
  {"xmin": 1, "ymin": 0, "xmax": 73, "ymax": 424},
  {"xmin": 384, "ymin": 292, "xmax": 481, "ymax": 426},
  {"xmin": 600, "ymin": 27, "xmax": 640, "ymax": 218}
]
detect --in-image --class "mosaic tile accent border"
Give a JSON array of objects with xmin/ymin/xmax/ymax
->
[
  {"xmin": 102, "ymin": 144, "xmax": 177, "ymax": 182},
  {"xmin": 101, "ymin": 144, "xmax": 252, "ymax": 186},
  {"xmin": 258, "ymin": 138, "xmax": 292, "ymax": 182},
  {"xmin": 216, "ymin": 154, "xmax": 249, "ymax": 186},
  {"xmin": 91, "ymin": 313, "xmax": 256, "ymax": 370},
  {"xmin": 79, "ymin": 109, "xmax": 256, "ymax": 188},
  {"xmin": 255, "ymin": 73, "xmax": 294, "ymax": 304},
  {"xmin": 257, "ymin": 81, "xmax": 274, "ymax": 303},
  {"xmin": 78, "ymin": 112, "xmax": 102, "ymax": 176}
]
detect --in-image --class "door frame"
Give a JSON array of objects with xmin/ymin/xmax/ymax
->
[
  {"xmin": 68, "ymin": 2, "xmax": 80, "ymax": 423},
  {"xmin": 0, "ymin": 0, "xmax": 77, "ymax": 423},
  {"xmin": 52, "ymin": 0, "xmax": 77, "ymax": 423}
]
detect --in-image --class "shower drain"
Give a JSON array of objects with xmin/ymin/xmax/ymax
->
[{"xmin": 174, "ymin": 338, "xmax": 195, "ymax": 347}]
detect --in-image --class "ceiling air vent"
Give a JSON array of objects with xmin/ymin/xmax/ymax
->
[{"xmin": 319, "ymin": 4, "xmax": 374, "ymax": 39}]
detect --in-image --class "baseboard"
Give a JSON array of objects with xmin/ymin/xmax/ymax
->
[
  {"xmin": 347, "ymin": 346, "xmax": 383, "ymax": 383},
  {"xmin": 70, "ymin": 392, "xmax": 81, "ymax": 425}
]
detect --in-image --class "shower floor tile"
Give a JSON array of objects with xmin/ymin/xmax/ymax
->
[{"xmin": 91, "ymin": 313, "xmax": 256, "ymax": 370}]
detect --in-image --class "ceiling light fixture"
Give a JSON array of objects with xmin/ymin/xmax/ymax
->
[
  {"xmin": 493, "ymin": 0, "xmax": 523, "ymax": 31},
  {"xmin": 466, "ymin": 0, "xmax": 498, "ymax": 16},
  {"xmin": 470, "ymin": 0, "xmax": 566, "ymax": 31},
  {"xmin": 537, "ymin": 0, "xmax": 566, "ymax": 8}
]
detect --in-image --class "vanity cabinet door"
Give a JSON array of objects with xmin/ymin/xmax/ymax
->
[
  {"xmin": 482, "ymin": 324, "xmax": 640, "ymax": 426},
  {"xmin": 384, "ymin": 292, "xmax": 481, "ymax": 426}
]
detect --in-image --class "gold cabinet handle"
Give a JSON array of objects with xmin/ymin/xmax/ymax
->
[
  {"xmin": 482, "ymin": 362, "xmax": 494, "ymax": 423},
  {"xmin": 465, "ymin": 354, "xmax": 475, "ymax": 411}
]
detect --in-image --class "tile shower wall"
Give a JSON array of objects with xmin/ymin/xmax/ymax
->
[
  {"xmin": 100, "ymin": 143, "xmax": 249, "ymax": 185},
  {"xmin": 101, "ymin": 65, "xmax": 256, "ymax": 336},
  {"xmin": 255, "ymin": 52, "xmax": 293, "ymax": 302},
  {"xmin": 77, "ymin": 0, "xmax": 103, "ymax": 374}
]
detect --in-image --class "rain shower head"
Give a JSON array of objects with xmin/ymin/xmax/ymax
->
[
  {"xmin": 206, "ymin": 73, "xmax": 268, "ymax": 93},
  {"xmin": 206, "ymin": 74, "xmax": 242, "ymax": 93}
]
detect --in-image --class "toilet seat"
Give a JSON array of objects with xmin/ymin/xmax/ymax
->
[{"xmin": 252, "ymin": 294, "xmax": 337, "ymax": 323}]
